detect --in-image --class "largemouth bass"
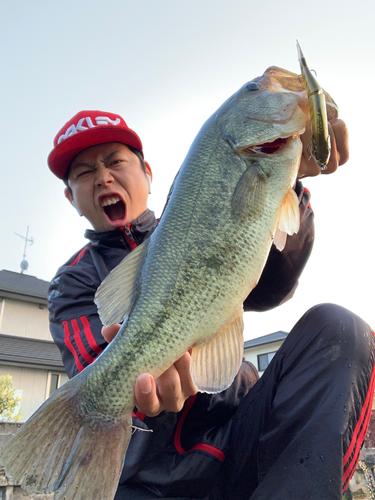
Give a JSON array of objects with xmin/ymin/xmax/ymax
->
[{"xmin": 0, "ymin": 66, "xmax": 338, "ymax": 500}]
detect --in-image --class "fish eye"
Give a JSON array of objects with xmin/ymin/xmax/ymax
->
[{"xmin": 246, "ymin": 82, "xmax": 260, "ymax": 91}]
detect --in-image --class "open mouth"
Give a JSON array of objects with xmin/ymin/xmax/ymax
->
[
  {"xmin": 101, "ymin": 195, "xmax": 126, "ymax": 222},
  {"xmin": 244, "ymin": 137, "xmax": 289, "ymax": 155}
]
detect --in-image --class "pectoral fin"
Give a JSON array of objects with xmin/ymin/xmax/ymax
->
[
  {"xmin": 231, "ymin": 162, "xmax": 269, "ymax": 220},
  {"xmin": 190, "ymin": 307, "xmax": 244, "ymax": 393},
  {"xmin": 94, "ymin": 238, "xmax": 150, "ymax": 326},
  {"xmin": 274, "ymin": 188, "xmax": 300, "ymax": 251}
]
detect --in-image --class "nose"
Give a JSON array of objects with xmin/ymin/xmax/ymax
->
[{"xmin": 95, "ymin": 166, "xmax": 114, "ymax": 187}]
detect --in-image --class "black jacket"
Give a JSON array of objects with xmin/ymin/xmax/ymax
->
[{"xmin": 48, "ymin": 181, "xmax": 314, "ymax": 497}]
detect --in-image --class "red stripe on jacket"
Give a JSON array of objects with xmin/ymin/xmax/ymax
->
[
  {"xmin": 342, "ymin": 330, "xmax": 375, "ymax": 490},
  {"xmin": 71, "ymin": 319, "xmax": 96, "ymax": 365},
  {"xmin": 174, "ymin": 394, "xmax": 225, "ymax": 462},
  {"xmin": 80, "ymin": 316, "xmax": 103, "ymax": 356},
  {"xmin": 63, "ymin": 321, "xmax": 85, "ymax": 372},
  {"xmin": 70, "ymin": 246, "xmax": 88, "ymax": 266},
  {"xmin": 132, "ymin": 410, "xmax": 146, "ymax": 422},
  {"xmin": 303, "ymin": 187, "xmax": 312, "ymax": 211}
]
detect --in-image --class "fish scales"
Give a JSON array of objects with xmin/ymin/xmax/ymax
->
[
  {"xmin": 0, "ymin": 65, "xmax": 337, "ymax": 500},
  {"xmin": 76, "ymin": 122, "xmax": 299, "ymax": 415}
]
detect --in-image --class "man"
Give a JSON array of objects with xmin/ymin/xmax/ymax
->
[{"xmin": 48, "ymin": 110, "xmax": 373, "ymax": 499}]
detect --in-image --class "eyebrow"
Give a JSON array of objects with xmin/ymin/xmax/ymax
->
[
  {"xmin": 104, "ymin": 150, "xmax": 121, "ymax": 162},
  {"xmin": 71, "ymin": 150, "xmax": 122, "ymax": 171}
]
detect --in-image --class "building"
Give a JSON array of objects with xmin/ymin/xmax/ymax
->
[
  {"xmin": 0, "ymin": 270, "xmax": 68, "ymax": 421},
  {"xmin": 243, "ymin": 330, "xmax": 288, "ymax": 375}
]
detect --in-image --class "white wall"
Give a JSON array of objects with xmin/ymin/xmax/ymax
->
[{"xmin": 0, "ymin": 298, "xmax": 51, "ymax": 341}]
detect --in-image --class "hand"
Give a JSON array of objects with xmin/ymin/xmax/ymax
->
[
  {"xmin": 102, "ymin": 325, "xmax": 197, "ymax": 417},
  {"xmin": 298, "ymin": 118, "xmax": 349, "ymax": 178}
]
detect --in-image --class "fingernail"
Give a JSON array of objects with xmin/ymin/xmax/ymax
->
[{"xmin": 138, "ymin": 374, "xmax": 152, "ymax": 394}]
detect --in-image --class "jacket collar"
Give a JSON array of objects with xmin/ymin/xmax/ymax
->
[{"xmin": 84, "ymin": 209, "xmax": 157, "ymax": 248}]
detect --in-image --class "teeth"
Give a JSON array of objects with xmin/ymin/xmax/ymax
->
[{"xmin": 101, "ymin": 196, "xmax": 120, "ymax": 207}]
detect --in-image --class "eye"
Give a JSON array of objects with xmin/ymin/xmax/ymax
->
[
  {"xmin": 76, "ymin": 169, "xmax": 92, "ymax": 178},
  {"xmin": 246, "ymin": 82, "xmax": 260, "ymax": 91},
  {"xmin": 72, "ymin": 167, "xmax": 95, "ymax": 180},
  {"xmin": 108, "ymin": 156, "xmax": 127, "ymax": 168}
]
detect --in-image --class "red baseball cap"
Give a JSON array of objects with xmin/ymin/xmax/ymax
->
[{"xmin": 48, "ymin": 110, "xmax": 143, "ymax": 179}]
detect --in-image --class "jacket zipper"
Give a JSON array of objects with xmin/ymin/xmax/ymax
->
[{"xmin": 121, "ymin": 225, "xmax": 138, "ymax": 250}]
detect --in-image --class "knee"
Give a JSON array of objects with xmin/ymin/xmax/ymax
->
[{"xmin": 295, "ymin": 303, "xmax": 374, "ymax": 365}]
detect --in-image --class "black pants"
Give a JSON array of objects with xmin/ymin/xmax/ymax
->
[
  {"xmin": 222, "ymin": 303, "xmax": 375, "ymax": 500},
  {"xmin": 116, "ymin": 304, "xmax": 375, "ymax": 499}
]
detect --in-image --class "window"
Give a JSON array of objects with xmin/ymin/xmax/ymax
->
[
  {"xmin": 257, "ymin": 351, "xmax": 276, "ymax": 372},
  {"xmin": 46, "ymin": 372, "xmax": 69, "ymax": 398}
]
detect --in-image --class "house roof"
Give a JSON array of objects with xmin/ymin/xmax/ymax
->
[
  {"xmin": 244, "ymin": 330, "xmax": 288, "ymax": 349},
  {"xmin": 0, "ymin": 270, "xmax": 50, "ymax": 304},
  {"xmin": 0, "ymin": 333, "xmax": 64, "ymax": 370}
]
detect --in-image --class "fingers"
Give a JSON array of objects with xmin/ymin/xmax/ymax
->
[
  {"xmin": 298, "ymin": 118, "xmax": 349, "ymax": 179},
  {"xmin": 330, "ymin": 118, "xmax": 349, "ymax": 166},
  {"xmin": 134, "ymin": 352, "xmax": 197, "ymax": 417},
  {"xmin": 299, "ymin": 121, "xmax": 321, "ymax": 178},
  {"xmin": 101, "ymin": 323, "xmax": 121, "ymax": 343},
  {"xmin": 102, "ymin": 327, "xmax": 197, "ymax": 417},
  {"xmin": 157, "ymin": 353, "xmax": 197, "ymax": 412},
  {"xmin": 134, "ymin": 374, "xmax": 160, "ymax": 416}
]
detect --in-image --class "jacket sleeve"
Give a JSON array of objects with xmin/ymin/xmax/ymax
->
[
  {"xmin": 48, "ymin": 248, "xmax": 108, "ymax": 379},
  {"xmin": 244, "ymin": 181, "xmax": 314, "ymax": 312}
]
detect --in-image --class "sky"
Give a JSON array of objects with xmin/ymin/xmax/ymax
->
[{"xmin": 1, "ymin": 0, "xmax": 374, "ymax": 341}]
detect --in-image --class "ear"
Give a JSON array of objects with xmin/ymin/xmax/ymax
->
[
  {"xmin": 64, "ymin": 187, "xmax": 74, "ymax": 205},
  {"xmin": 144, "ymin": 161, "xmax": 153, "ymax": 181}
]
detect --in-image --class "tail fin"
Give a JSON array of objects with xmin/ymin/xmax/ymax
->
[{"xmin": 0, "ymin": 380, "xmax": 132, "ymax": 500}]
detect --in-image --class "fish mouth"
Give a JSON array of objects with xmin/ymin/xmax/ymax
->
[
  {"xmin": 99, "ymin": 193, "xmax": 127, "ymax": 226},
  {"xmin": 243, "ymin": 133, "xmax": 302, "ymax": 155}
]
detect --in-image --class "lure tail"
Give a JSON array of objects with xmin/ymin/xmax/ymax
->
[{"xmin": 0, "ymin": 379, "xmax": 132, "ymax": 500}]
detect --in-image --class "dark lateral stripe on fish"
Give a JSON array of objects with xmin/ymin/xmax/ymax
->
[
  {"xmin": 69, "ymin": 246, "xmax": 88, "ymax": 267},
  {"xmin": 174, "ymin": 395, "xmax": 225, "ymax": 462},
  {"xmin": 342, "ymin": 330, "xmax": 375, "ymax": 491},
  {"xmin": 80, "ymin": 315, "xmax": 104, "ymax": 356},
  {"xmin": 63, "ymin": 320, "xmax": 85, "ymax": 372}
]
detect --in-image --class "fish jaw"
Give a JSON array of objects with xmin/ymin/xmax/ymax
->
[
  {"xmin": 258, "ymin": 65, "xmax": 339, "ymax": 121},
  {"xmin": 219, "ymin": 84, "xmax": 307, "ymax": 163}
]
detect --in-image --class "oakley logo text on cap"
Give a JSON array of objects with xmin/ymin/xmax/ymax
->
[{"xmin": 57, "ymin": 116, "xmax": 121, "ymax": 144}]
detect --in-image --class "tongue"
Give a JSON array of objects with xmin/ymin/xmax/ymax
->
[
  {"xmin": 258, "ymin": 137, "xmax": 288, "ymax": 154},
  {"xmin": 104, "ymin": 201, "xmax": 125, "ymax": 221},
  {"xmin": 246, "ymin": 137, "xmax": 288, "ymax": 155}
]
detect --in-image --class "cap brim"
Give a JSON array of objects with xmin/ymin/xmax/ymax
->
[{"xmin": 48, "ymin": 126, "xmax": 143, "ymax": 179}]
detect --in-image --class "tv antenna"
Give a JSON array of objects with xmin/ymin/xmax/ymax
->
[{"xmin": 14, "ymin": 226, "xmax": 33, "ymax": 274}]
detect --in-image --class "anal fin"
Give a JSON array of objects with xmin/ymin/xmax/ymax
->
[{"xmin": 191, "ymin": 307, "xmax": 244, "ymax": 393}]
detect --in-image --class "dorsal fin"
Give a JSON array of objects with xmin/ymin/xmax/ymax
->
[
  {"xmin": 94, "ymin": 238, "xmax": 150, "ymax": 326},
  {"xmin": 190, "ymin": 307, "xmax": 244, "ymax": 393}
]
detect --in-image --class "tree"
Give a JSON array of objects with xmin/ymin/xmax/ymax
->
[{"xmin": 0, "ymin": 374, "xmax": 22, "ymax": 422}]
